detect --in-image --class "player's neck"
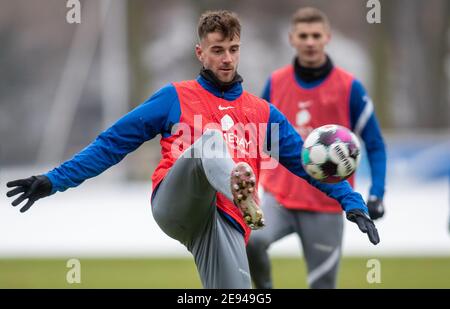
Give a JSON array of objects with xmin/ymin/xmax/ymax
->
[
  {"xmin": 200, "ymin": 68, "xmax": 243, "ymax": 93},
  {"xmin": 294, "ymin": 55, "xmax": 333, "ymax": 83}
]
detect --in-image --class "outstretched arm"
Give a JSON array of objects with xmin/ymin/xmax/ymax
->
[
  {"xmin": 7, "ymin": 84, "xmax": 181, "ymax": 212},
  {"xmin": 350, "ymin": 79, "xmax": 387, "ymax": 219},
  {"xmin": 264, "ymin": 103, "xmax": 379, "ymax": 245}
]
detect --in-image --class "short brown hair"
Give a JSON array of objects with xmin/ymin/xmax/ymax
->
[
  {"xmin": 197, "ymin": 10, "xmax": 241, "ymax": 41},
  {"xmin": 291, "ymin": 7, "xmax": 330, "ymax": 28}
]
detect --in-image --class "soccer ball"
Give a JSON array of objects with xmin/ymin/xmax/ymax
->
[{"xmin": 301, "ymin": 124, "xmax": 361, "ymax": 183}]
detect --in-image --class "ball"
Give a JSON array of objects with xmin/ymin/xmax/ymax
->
[{"xmin": 301, "ymin": 124, "xmax": 361, "ymax": 183}]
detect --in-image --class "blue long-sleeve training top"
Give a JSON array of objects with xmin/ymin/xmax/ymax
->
[{"xmin": 45, "ymin": 75, "xmax": 368, "ymax": 214}]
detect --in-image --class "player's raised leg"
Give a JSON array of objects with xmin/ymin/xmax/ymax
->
[
  {"xmin": 152, "ymin": 129, "xmax": 262, "ymax": 240},
  {"xmin": 151, "ymin": 128, "xmax": 258, "ymax": 288}
]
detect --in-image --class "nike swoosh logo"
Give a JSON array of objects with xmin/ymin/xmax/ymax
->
[{"xmin": 218, "ymin": 105, "xmax": 235, "ymax": 111}]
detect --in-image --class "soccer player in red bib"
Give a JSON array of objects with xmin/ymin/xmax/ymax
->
[
  {"xmin": 246, "ymin": 7, "xmax": 387, "ymax": 289},
  {"xmin": 6, "ymin": 10, "xmax": 379, "ymax": 289}
]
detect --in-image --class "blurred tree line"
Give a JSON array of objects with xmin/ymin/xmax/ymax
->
[{"xmin": 0, "ymin": 0, "xmax": 448, "ymax": 176}]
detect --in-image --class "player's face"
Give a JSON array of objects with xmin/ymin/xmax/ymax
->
[
  {"xmin": 289, "ymin": 22, "xmax": 330, "ymax": 68},
  {"xmin": 195, "ymin": 32, "xmax": 240, "ymax": 83}
]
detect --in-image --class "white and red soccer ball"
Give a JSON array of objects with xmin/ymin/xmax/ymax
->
[{"xmin": 301, "ymin": 124, "xmax": 361, "ymax": 183}]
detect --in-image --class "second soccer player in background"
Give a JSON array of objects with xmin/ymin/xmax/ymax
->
[{"xmin": 247, "ymin": 7, "xmax": 387, "ymax": 289}]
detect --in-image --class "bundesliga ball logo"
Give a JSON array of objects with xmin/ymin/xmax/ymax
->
[{"xmin": 301, "ymin": 124, "xmax": 361, "ymax": 183}]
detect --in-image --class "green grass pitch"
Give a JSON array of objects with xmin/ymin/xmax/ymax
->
[{"xmin": 1, "ymin": 257, "xmax": 449, "ymax": 288}]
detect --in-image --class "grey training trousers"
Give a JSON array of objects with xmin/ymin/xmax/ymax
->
[
  {"xmin": 151, "ymin": 129, "xmax": 252, "ymax": 289},
  {"xmin": 247, "ymin": 191, "xmax": 343, "ymax": 289}
]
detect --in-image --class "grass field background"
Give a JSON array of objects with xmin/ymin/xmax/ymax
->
[{"xmin": 1, "ymin": 257, "xmax": 449, "ymax": 288}]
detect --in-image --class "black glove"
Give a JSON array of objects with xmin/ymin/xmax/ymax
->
[
  {"xmin": 346, "ymin": 209, "xmax": 380, "ymax": 245},
  {"xmin": 367, "ymin": 195, "xmax": 385, "ymax": 220},
  {"xmin": 6, "ymin": 175, "xmax": 52, "ymax": 213}
]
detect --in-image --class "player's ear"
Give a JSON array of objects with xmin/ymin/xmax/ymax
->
[
  {"xmin": 288, "ymin": 30, "xmax": 294, "ymax": 47},
  {"xmin": 195, "ymin": 44, "xmax": 203, "ymax": 62},
  {"xmin": 324, "ymin": 25, "xmax": 331, "ymax": 44}
]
